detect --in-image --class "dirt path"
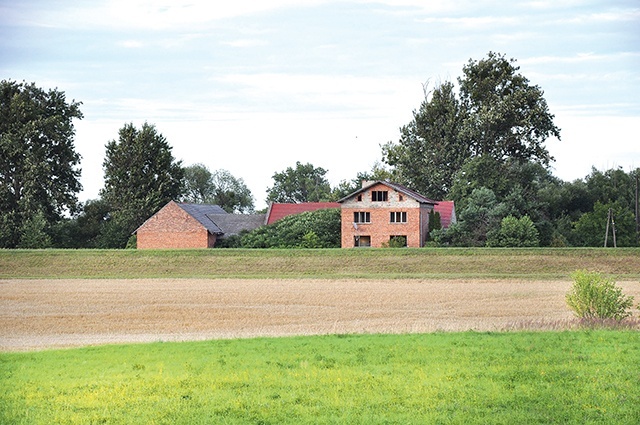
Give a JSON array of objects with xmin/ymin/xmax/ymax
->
[{"xmin": 1, "ymin": 279, "xmax": 639, "ymax": 351}]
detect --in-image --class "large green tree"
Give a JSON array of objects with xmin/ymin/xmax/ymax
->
[
  {"xmin": 181, "ymin": 164, "xmax": 254, "ymax": 213},
  {"xmin": 459, "ymin": 52, "xmax": 560, "ymax": 166},
  {"xmin": 100, "ymin": 122, "xmax": 183, "ymax": 247},
  {"xmin": 0, "ymin": 80, "xmax": 83, "ymax": 248},
  {"xmin": 383, "ymin": 52, "xmax": 560, "ymax": 201},
  {"xmin": 266, "ymin": 162, "xmax": 331, "ymax": 203},
  {"xmin": 382, "ymin": 81, "xmax": 464, "ymax": 200}
]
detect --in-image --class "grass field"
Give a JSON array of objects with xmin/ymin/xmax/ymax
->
[
  {"xmin": 1, "ymin": 331, "xmax": 639, "ymax": 424},
  {"xmin": 2, "ymin": 247, "xmax": 640, "ymax": 279},
  {"xmin": 1, "ymin": 248, "xmax": 639, "ymax": 423}
]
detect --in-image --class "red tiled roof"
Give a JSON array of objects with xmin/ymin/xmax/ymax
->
[
  {"xmin": 266, "ymin": 202, "xmax": 340, "ymax": 225},
  {"xmin": 434, "ymin": 201, "xmax": 456, "ymax": 229}
]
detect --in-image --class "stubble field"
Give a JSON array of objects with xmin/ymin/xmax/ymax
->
[{"xmin": 2, "ymin": 277, "xmax": 639, "ymax": 351}]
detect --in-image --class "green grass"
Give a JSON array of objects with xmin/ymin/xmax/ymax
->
[
  {"xmin": 2, "ymin": 247, "xmax": 640, "ymax": 279},
  {"xmin": 1, "ymin": 331, "xmax": 639, "ymax": 424}
]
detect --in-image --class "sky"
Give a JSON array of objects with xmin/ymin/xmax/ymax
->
[{"xmin": 1, "ymin": 0, "xmax": 639, "ymax": 209}]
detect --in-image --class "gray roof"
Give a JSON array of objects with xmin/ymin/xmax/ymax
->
[
  {"xmin": 337, "ymin": 180, "xmax": 438, "ymax": 205},
  {"xmin": 207, "ymin": 214, "xmax": 266, "ymax": 237},
  {"xmin": 176, "ymin": 203, "xmax": 227, "ymax": 234}
]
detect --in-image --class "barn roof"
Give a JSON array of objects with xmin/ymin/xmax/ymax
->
[
  {"xmin": 176, "ymin": 202, "xmax": 226, "ymax": 234},
  {"xmin": 208, "ymin": 214, "xmax": 266, "ymax": 237},
  {"xmin": 265, "ymin": 202, "xmax": 340, "ymax": 225},
  {"xmin": 433, "ymin": 200, "xmax": 456, "ymax": 228}
]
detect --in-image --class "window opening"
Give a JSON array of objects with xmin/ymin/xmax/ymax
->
[
  {"xmin": 390, "ymin": 211, "xmax": 407, "ymax": 223},
  {"xmin": 354, "ymin": 235, "xmax": 371, "ymax": 247},
  {"xmin": 389, "ymin": 235, "xmax": 407, "ymax": 247},
  {"xmin": 353, "ymin": 211, "xmax": 371, "ymax": 223},
  {"xmin": 372, "ymin": 191, "xmax": 388, "ymax": 202}
]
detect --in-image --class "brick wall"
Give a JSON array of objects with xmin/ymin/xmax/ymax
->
[
  {"xmin": 340, "ymin": 183, "xmax": 429, "ymax": 248},
  {"xmin": 136, "ymin": 201, "xmax": 214, "ymax": 249}
]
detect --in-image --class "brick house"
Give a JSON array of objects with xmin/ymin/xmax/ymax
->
[
  {"xmin": 337, "ymin": 181, "xmax": 438, "ymax": 248},
  {"xmin": 135, "ymin": 201, "xmax": 265, "ymax": 249}
]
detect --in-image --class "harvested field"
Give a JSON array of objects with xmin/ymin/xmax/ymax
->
[{"xmin": 1, "ymin": 278, "xmax": 639, "ymax": 351}]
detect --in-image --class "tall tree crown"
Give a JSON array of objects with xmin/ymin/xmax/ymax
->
[{"xmin": 0, "ymin": 80, "xmax": 83, "ymax": 247}]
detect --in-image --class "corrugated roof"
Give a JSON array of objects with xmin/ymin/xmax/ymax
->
[
  {"xmin": 433, "ymin": 201, "xmax": 456, "ymax": 228},
  {"xmin": 208, "ymin": 214, "xmax": 266, "ymax": 237},
  {"xmin": 176, "ymin": 203, "xmax": 226, "ymax": 234},
  {"xmin": 337, "ymin": 181, "xmax": 438, "ymax": 205},
  {"xmin": 266, "ymin": 202, "xmax": 340, "ymax": 225}
]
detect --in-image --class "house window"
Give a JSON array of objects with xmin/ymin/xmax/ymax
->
[
  {"xmin": 357, "ymin": 194, "xmax": 362, "ymax": 201},
  {"xmin": 372, "ymin": 190, "xmax": 388, "ymax": 202},
  {"xmin": 355, "ymin": 235, "xmax": 371, "ymax": 247},
  {"xmin": 353, "ymin": 211, "xmax": 371, "ymax": 223},
  {"xmin": 390, "ymin": 211, "xmax": 407, "ymax": 223},
  {"xmin": 389, "ymin": 235, "xmax": 407, "ymax": 247},
  {"xmin": 399, "ymin": 194, "xmax": 404, "ymax": 201}
]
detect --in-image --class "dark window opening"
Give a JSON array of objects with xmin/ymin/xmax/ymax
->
[
  {"xmin": 355, "ymin": 235, "xmax": 371, "ymax": 247},
  {"xmin": 390, "ymin": 211, "xmax": 407, "ymax": 223},
  {"xmin": 389, "ymin": 235, "xmax": 407, "ymax": 247},
  {"xmin": 372, "ymin": 190, "xmax": 388, "ymax": 202},
  {"xmin": 353, "ymin": 211, "xmax": 371, "ymax": 223}
]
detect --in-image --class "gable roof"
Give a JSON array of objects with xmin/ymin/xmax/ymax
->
[
  {"xmin": 265, "ymin": 202, "xmax": 340, "ymax": 225},
  {"xmin": 208, "ymin": 214, "xmax": 266, "ymax": 237},
  {"xmin": 337, "ymin": 181, "xmax": 438, "ymax": 205},
  {"xmin": 176, "ymin": 202, "xmax": 226, "ymax": 234},
  {"xmin": 433, "ymin": 201, "xmax": 456, "ymax": 228}
]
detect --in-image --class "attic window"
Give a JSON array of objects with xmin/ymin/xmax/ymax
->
[
  {"xmin": 399, "ymin": 194, "xmax": 404, "ymax": 201},
  {"xmin": 357, "ymin": 194, "xmax": 362, "ymax": 201},
  {"xmin": 372, "ymin": 190, "xmax": 388, "ymax": 202}
]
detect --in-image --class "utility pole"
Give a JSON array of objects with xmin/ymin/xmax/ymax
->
[
  {"xmin": 635, "ymin": 168, "xmax": 640, "ymax": 245},
  {"xmin": 604, "ymin": 208, "xmax": 617, "ymax": 248}
]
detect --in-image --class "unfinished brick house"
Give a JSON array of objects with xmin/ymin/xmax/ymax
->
[
  {"xmin": 337, "ymin": 181, "xmax": 438, "ymax": 248},
  {"xmin": 135, "ymin": 201, "xmax": 265, "ymax": 249}
]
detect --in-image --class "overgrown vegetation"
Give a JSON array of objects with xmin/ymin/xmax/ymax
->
[
  {"xmin": 566, "ymin": 270, "xmax": 636, "ymax": 321},
  {"xmin": 2, "ymin": 331, "xmax": 639, "ymax": 424},
  {"xmin": 239, "ymin": 208, "xmax": 341, "ymax": 248}
]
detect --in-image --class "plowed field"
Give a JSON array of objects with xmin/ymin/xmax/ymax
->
[{"xmin": 2, "ymin": 279, "xmax": 639, "ymax": 351}]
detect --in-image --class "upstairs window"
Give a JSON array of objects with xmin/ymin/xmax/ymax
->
[
  {"xmin": 372, "ymin": 190, "xmax": 388, "ymax": 201},
  {"xmin": 354, "ymin": 211, "xmax": 371, "ymax": 223},
  {"xmin": 390, "ymin": 211, "xmax": 407, "ymax": 223},
  {"xmin": 357, "ymin": 194, "xmax": 362, "ymax": 201}
]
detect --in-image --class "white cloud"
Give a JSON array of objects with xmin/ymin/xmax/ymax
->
[
  {"xmin": 521, "ymin": 51, "xmax": 640, "ymax": 65},
  {"xmin": 119, "ymin": 40, "xmax": 145, "ymax": 48},
  {"xmin": 221, "ymin": 39, "xmax": 269, "ymax": 48},
  {"xmin": 18, "ymin": 0, "xmax": 331, "ymax": 30}
]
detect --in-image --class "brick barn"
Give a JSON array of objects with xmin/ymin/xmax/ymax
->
[{"xmin": 135, "ymin": 201, "xmax": 265, "ymax": 249}]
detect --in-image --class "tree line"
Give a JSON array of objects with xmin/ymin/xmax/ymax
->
[{"xmin": 2, "ymin": 52, "xmax": 639, "ymax": 248}]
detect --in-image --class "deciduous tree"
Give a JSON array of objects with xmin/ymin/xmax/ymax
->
[
  {"xmin": 266, "ymin": 162, "xmax": 331, "ymax": 203},
  {"xmin": 458, "ymin": 51, "xmax": 560, "ymax": 166},
  {"xmin": 181, "ymin": 164, "xmax": 254, "ymax": 213},
  {"xmin": 382, "ymin": 81, "xmax": 464, "ymax": 200},
  {"xmin": 100, "ymin": 122, "xmax": 183, "ymax": 247},
  {"xmin": 0, "ymin": 80, "xmax": 83, "ymax": 247}
]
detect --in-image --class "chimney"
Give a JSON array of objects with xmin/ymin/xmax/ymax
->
[{"xmin": 361, "ymin": 180, "xmax": 375, "ymax": 188}]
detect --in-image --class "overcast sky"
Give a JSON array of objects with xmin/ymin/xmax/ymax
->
[{"xmin": 2, "ymin": 0, "xmax": 639, "ymax": 209}]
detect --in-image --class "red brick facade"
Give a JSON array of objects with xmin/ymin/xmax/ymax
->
[
  {"xmin": 136, "ymin": 201, "xmax": 216, "ymax": 249},
  {"xmin": 339, "ymin": 182, "xmax": 434, "ymax": 248}
]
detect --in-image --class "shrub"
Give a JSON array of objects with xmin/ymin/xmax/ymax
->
[
  {"xmin": 486, "ymin": 215, "xmax": 539, "ymax": 247},
  {"xmin": 566, "ymin": 270, "xmax": 635, "ymax": 321},
  {"xmin": 241, "ymin": 208, "xmax": 341, "ymax": 248}
]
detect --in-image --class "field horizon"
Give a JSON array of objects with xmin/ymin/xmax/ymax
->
[{"xmin": 2, "ymin": 247, "xmax": 640, "ymax": 280}]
